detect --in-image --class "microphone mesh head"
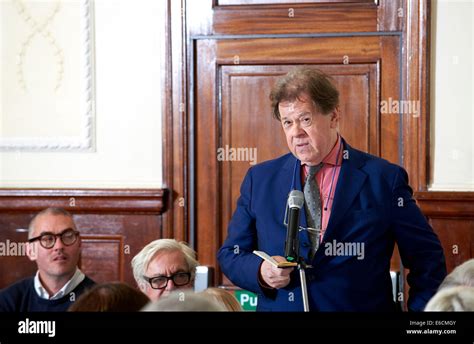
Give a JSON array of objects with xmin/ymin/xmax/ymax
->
[{"xmin": 288, "ymin": 190, "xmax": 305, "ymax": 209}]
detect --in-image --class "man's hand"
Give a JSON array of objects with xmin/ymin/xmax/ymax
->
[{"xmin": 259, "ymin": 256, "xmax": 294, "ymax": 289}]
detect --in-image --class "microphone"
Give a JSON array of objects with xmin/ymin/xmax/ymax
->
[{"xmin": 284, "ymin": 190, "xmax": 305, "ymax": 262}]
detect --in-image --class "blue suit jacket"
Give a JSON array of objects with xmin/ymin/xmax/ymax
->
[{"xmin": 217, "ymin": 140, "xmax": 446, "ymax": 311}]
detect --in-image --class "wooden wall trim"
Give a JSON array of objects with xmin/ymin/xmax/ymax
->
[
  {"xmin": 161, "ymin": 0, "xmax": 176, "ymax": 238},
  {"xmin": 212, "ymin": 4, "xmax": 379, "ymax": 35},
  {"xmin": 162, "ymin": 0, "xmax": 189, "ymax": 242},
  {"xmin": 415, "ymin": 191, "xmax": 474, "ymax": 218},
  {"xmin": 0, "ymin": 189, "xmax": 167, "ymax": 214},
  {"xmin": 402, "ymin": 0, "xmax": 430, "ymax": 192}
]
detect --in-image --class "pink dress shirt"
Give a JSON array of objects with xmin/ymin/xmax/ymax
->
[{"xmin": 302, "ymin": 135, "xmax": 343, "ymax": 241}]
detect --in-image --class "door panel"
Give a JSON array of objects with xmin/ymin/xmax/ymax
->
[
  {"xmin": 186, "ymin": 0, "xmax": 402, "ymax": 35},
  {"xmin": 194, "ymin": 35, "xmax": 400, "ymax": 285}
]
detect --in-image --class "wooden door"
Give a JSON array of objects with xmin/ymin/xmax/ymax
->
[
  {"xmin": 195, "ymin": 35, "xmax": 400, "ymax": 285},
  {"xmin": 164, "ymin": 0, "xmax": 430, "ymax": 299}
]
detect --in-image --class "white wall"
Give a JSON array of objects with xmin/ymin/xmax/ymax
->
[
  {"xmin": 430, "ymin": 0, "xmax": 474, "ymax": 190},
  {"xmin": 0, "ymin": 0, "xmax": 163, "ymax": 188}
]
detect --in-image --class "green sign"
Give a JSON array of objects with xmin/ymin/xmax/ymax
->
[{"xmin": 233, "ymin": 290, "xmax": 258, "ymax": 311}]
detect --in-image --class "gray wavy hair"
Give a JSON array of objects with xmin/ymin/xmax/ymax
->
[{"xmin": 131, "ymin": 239, "xmax": 199, "ymax": 288}]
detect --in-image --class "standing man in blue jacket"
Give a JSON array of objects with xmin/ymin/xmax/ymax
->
[{"xmin": 217, "ymin": 67, "xmax": 446, "ymax": 311}]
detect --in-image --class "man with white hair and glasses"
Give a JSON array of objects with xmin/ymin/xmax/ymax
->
[
  {"xmin": 132, "ymin": 239, "xmax": 199, "ymax": 301},
  {"xmin": 0, "ymin": 208, "xmax": 95, "ymax": 311}
]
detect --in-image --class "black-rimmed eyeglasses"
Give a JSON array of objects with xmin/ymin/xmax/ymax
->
[
  {"xmin": 144, "ymin": 272, "xmax": 191, "ymax": 290},
  {"xmin": 28, "ymin": 228, "xmax": 80, "ymax": 249}
]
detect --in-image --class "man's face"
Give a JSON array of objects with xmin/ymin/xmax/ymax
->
[
  {"xmin": 27, "ymin": 214, "xmax": 81, "ymax": 282},
  {"xmin": 279, "ymin": 93, "xmax": 339, "ymax": 165},
  {"xmin": 141, "ymin": 249, "xmax": 193, "ymax": 301}
]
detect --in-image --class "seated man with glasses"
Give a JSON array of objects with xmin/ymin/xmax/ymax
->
[
  {"xmin": 0, "ymin": 208, "xmax": 95, "ymax": 311},
  {"xmin": 131, "ymin": 239, "xmax": 198, "ymax": 301}
]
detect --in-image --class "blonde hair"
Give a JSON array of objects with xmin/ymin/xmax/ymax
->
[
  {"xmin": 131, "ymin": 239, "xmax": 198, "ymax": 288},
  {"xmin": 201, "ymin": 288, "xmax": 242, "ymax": 311},
  {"xmin": 142, "ymin": 291, "xmax": 225, "ymax": 312},
  {"xmin": 438, "ymin": 259, "xmax": 474, "ymax": 290},
  {"xmin": 425, "ymin": 286, "xmax": 474, "ymax": 311}
]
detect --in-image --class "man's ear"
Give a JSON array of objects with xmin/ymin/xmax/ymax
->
[
  {"xmin": 138, "ymin": 281, "xmax": 147, "ymax": 293},
  {"xmin": 26, "ymin": 242, "xmax": 37, "ymax": 262},
  {"xmin": 330, "ymin": 107, "xmax": 340, "ymax": 128}
]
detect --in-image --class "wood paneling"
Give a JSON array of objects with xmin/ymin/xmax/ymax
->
[
  {"xmin": 416, "ymin": 192, "xmax": 474, "ymax": 273},
  {"xmin": 187, "ymin": 0, "xmax": 403, "ymax": 36},
  {"xmin": 416, "ymin": 192, "xmax": 474, "ymax": 218},
  {"xmin": 80, "ymin": 235, "xmax": 124, "ymax": 283},
  {"xmin": 217, "ymin": 0, "xmax": 375, "ymax": 5},
  {"xmin": 162, "ymin": 0, "xmax": 190, "ymax": 243},
  {"xmin": 402, "ymin": 0, "xmax": 430, "ymax": 192},
  {"xmin": 377, "ymin": 0, "xmax": 403, "ymax": 31},
  {"xmin": 428, "ymin": 218, "xmax": 473, "ymax": 274},
  {"xmin": 380, "ymin": 35, "xmax": 401, "ymax": 164},
  {"xmin": 215, "ymin": 36, "xmax": 382, "ymax": 64},
  {"xmin": 0, "ymin": 189, "xmax": 166, "ymax": 214},
  {"xmin": 0, "ymin": 189, "xmax": 166, "ymax": 289},
  {"xmin": 212, "ymin": 6, "xmax": 379, "ymax": 34},
  {"xmin": 0, "ymin": 220, "xmax": 36, "ymax": 285}
]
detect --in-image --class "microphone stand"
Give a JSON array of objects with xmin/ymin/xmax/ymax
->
[
  {"xmin": 294, "ymin": 226, "xmax": 318, "ymax": 312},
  {"xmin": 297, "ymin": 226, "xmax": 320, "ymax": 312},
  {"xmin": 297, "ymin": 257, "xmax": 311, "ymax": 312}
]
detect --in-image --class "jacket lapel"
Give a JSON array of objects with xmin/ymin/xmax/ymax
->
[
  {"xmin": 282, "ymin": 154, "xmax": 311, "ymax": 254},
  {"xmin": 281, "ymin": 142, "xmax": 368, "ymax": 264},
  {"xmin": 321, "ymin": 141, "xmax": 367, "ymax": 243}
]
